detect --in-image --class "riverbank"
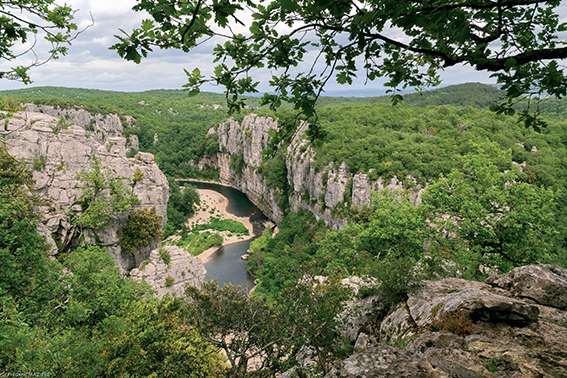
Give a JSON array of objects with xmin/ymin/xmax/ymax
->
[{"xmin": 190, "ymin": 188, "xmax": 255, "ymax": 263}]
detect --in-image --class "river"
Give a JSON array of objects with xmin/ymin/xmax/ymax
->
[{"xmin": 180, "ymin": 181, "xmax": 268, "ymax": 291}]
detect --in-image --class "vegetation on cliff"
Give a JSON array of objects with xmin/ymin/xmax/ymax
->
[
  {"xmin": 2, "ymin": 83, "xmax": 567, "ymax": 376},
  {"xmin": 249, "ymin": 147, "xmax": 566, "ymax": 303},
  {"xmin": 0, "ymin": 146, "xmax": 222, "ymax": 376}
]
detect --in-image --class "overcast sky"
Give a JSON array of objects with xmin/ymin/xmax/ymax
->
[{"xmin": 0, "ymin": 1, "xmax": 565, "ymax": 95}]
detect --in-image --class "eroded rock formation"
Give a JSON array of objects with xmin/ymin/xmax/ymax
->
[
  {"xmin": 328, "ymin": 264, "xmax": 567, "ymax": 377},
  {"xmin": 2, "ymin": 106, "xmax": 168, "ymax": 271},
  {"xmin": 130, "ymin": 245, "xmax": 205, "ymax": 297},
  {"xmin": 202, "ymin": 114, "xmax": 423, "ymax": 228}
]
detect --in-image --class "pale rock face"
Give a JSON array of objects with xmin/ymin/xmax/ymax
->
[
  {"xmin": 489, "ymin": 264, "xmax": 567, "ymax": 310},
  {"xmin": 23, "ymin": 103, "xmax": 139, "ymax": 153},
  {"xmin": 130, "ymin": 245, "xmax": 205, "ymax": 297},
  {"xmin": 351, "ymin": 173, "xmax": 372, "ymax": 209},
  {"xmin": 379, "ymin": 278, "xmax": 540, "ymax": 343},
  {"xmin": 207, "ymin": 115, "xmax": 285, "ymax": 222},
  {"xmin": 327, "ymin": 265, "xmax": 567, "ymax": 377},
  {"xmin": 202, "ymin": 114, "xmax": 422, "ymax": 229},
  {"xmin": 324, "ymin": 162, "xmax": 350, "ymax": 209},
  {"xmin": 3, "ymin": 108, "xmax": 169, "ymax": 272}
]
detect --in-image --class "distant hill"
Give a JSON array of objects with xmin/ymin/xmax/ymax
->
[{"xmin": 401, "ymin": 83, "xmax": 504, "ymax": 107}]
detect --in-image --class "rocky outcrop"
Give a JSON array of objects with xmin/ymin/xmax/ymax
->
[
  {"xmin": 204, "ymin": 115, "xmax": 285, "ymax": 222},
  {"xmin": 130, "ymin": 245, "xmax": 205, "ymax": 296},
  {"xmin": 202, "ymin": 115, "xmax": 423, "ymax": 228},
  {"xmin": 328, "ymin": 265, "xmax": 567, "ymax": 377},
  {"xmin": 2, "ymin": 108, "xmax": 168, "ymax": 271},
  {"xmin": 489, "ymin": 264, "xmax": 567, "ymax": 309}
]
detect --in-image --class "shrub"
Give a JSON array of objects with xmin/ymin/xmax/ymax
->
[
  {"xmin": 230, "ymin": 153, "xmax": 245, "ymax": 175},
  {"xmin": 175, "ymin": 231, "xmax": 223, "ymax": 256},
  {"xmin": 247, "ymin": 229, "xmax": 272, "ymax": 276},
  {"xmin": 32, "ymin": 155, "xmax": 46, "ymax": 171},
  {"xmin": 430, "ymin": 311, "xmax": 475, "ymax": 336},
  {"xmin": 165, "ymin": 276, "xmax": 174, "ymax": 287},
  {"xmin": 131, "ymin": 168, "xmax": 144, "ymax": 187},
  {"xmin": 0, "ymin": 96, "xmax": 22, "ymax": 112},
  {"xmin": 74, "ymin": 160, "xmax": 139, "ymax": 231},
  {"xmin": 159, "ymin": 247, "xmax": 171, "ymax": 265},
  {"xmin": 165, "ymin": 180, "xmax": 200, "ymax": 236},
  {"xmin": 52, "ymin": 117, "xmax": 72, "ymax": 134},
  {"xmin": 260, "ymin": 149, "xmax": 288, "ymax": 190},
  {"xmin": 120, "ymin": 207, "xmax": 163, "ymax": 255}
]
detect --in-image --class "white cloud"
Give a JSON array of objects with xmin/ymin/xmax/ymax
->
[{"xmin": 0, "ymin": 1, "xmax": 564, "ymax": 93}]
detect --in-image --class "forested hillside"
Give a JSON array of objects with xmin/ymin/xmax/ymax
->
[
  {"xmin": 2, "ymin": 83, "xmax": 564, "ymax": 180},
  {"xmin": 2, "ymin": 82, "xmax": 567, "ymax": 376}
]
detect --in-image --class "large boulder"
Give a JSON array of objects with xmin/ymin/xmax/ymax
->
[
  {"xmin": 380, "ymin": 278, "xmax": 540, "ymax": 343},
  {"xmin": 130, "ymin": 245, "xmax": 205, "ymax": 297},
  {"xmin": 329, "ymin": 266, "xmax": 567, "ymax": 378},
  {"xmin": 489, "ymin": 264, "xmax": 567, "ymax": 310},
  {"xmin": 3, "ymin": 108, "xmax": 169, "ymax": 272}
]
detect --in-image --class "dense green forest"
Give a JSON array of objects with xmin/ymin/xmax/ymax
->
[
  {"xmin": 2, "ymin": 83, "xmax": 564, "ymax": 182},
  {"xmin": 2, "ymin": 83, "xmax": 567, "ymax": 375},
  {"xmin": 248, "ymin": 87, "xmax": 567, "ymax": 299},
  {"xmin": 0, "ymin": 145, "xmax": 356, "ymax": 376}
]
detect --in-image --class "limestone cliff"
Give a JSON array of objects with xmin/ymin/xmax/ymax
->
[
  {"xmin": 202, "ymin": 114, "xmax": 423, "ymax": 228},
  {"xmin": 2, "ymin": 106, "xmax": 168, "ymax": 272}
]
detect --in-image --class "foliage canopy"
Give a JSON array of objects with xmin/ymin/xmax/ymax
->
[{"xmin": 115, "ymin": 0, "xmax": 567, "ymax": 133}]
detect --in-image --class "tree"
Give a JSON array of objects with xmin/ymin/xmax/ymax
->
[
  {"xmin": 73, "ymin": 159, "xmax": 139, "ymax": 236},
  {"xmin": 165, "ymin": 180, "xmax": 200, "ymax": 236},
  {"xmin": 185, "ymin": 280, "xmax": 351, "ymax": 376},
  {"xmin": 423, "ymin": 144, "xmax": 561, "ymax": 273},
  {"xmin": 0, "ymin": 1, "xmax": 87, "ymax": 83},
  {"xmin": 119, "ymin": 207, "xmax": 163, "ymax": 255},
  {"xmin": 185, "ymin": 282, "xmax": 292, "ymax": 376},
  {"xmin": 114, "ymin": 0, "xmax": 566, "ymax": 134}
]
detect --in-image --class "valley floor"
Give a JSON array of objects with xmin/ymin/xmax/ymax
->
[{"xmin": 187, "ymin": 188, "xmax": 255, "ymax": 263}]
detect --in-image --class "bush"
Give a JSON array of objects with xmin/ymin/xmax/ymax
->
[
  {"xmin": 247, "ymin": 229, "xmax": 272, "ymax": 276},
  {"xmin": 165, "ymin": 180, "xmax": 200, "ymax": 236},
  {"xmin": 32, "ymin": 155, "xmax": 46, "ymax": 171},
  {"xmin": 74, "ymin": 160, "xmax": 139, "ymax": 231},
  {"xmin": 175, "ymin": 231, "xmax": 223, "ymax": 256},
  {"xmin": 430, "ymin": 311, "xmax": 475, "ymax": 336},
  {"xmin": 119, "ymin": 207, "xmax": 163, "ymax": 255},
  {"xmin": 159, "ymin": 247, "xmax": 171, "ymax": 265},
  {"xmin": 164, "ymin": 276, "xmax": 174, "ymax": 287},
  {"xmin": 230, "ymin": 153, "xmax": 245, "ymax": 175},
  {"xmin": 260, "ymin": 149, "xmax": 288, "ymax": 190}
]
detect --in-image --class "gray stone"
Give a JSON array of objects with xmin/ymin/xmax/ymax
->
[
  {"xmin": 489, "ymin": 264, "xmax": 567, "ymax": 309},
  {"xmin": 380, "ymin": 278, "xmax": 540, "ymax": 343},
  {"xmin": 130, "ymin": 245, "xmax": 205, "ymax": 297},
  {"xmin": 3, "ymin": 109, "xmax": 169, "ymax": 272}
]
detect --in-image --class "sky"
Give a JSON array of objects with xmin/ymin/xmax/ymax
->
[{"xmin": 0, "ymin": 0, "xmax": 564, "ymax": 95}]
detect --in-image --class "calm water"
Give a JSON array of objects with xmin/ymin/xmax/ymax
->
[{"xmin": 181, "ymin": 181, "xmax": 267, "ymax": 290}]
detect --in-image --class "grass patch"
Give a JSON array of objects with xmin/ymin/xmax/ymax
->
[
  {"xmin": 159, "ymin": 247, "xmax": 171, "ymax": 265},
  {"xmin": 165, "ymin": 276, "xmax": 174, "ymax": 287},
  {"xmin": 32, "ymin": 155, "xmax": 46, "ymax": 171},
  {"xmin": 175, "ymin": 231, "xmax": 223, "ymax": 256},
  {"xmin": 192, "ymin": 217, "xmax": 248, "ymax": 236}
]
